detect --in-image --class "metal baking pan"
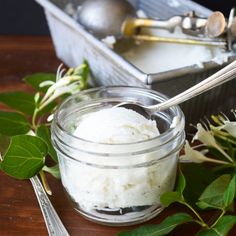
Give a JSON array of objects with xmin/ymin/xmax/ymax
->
[{"xmin": 35, "ymin": 0, "xmax": 236, "ymax": 125}]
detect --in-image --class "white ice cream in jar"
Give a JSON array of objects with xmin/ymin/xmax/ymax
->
[{"xmin": 52, "ymin": 87, "xmax": 185, "ymax": 225}]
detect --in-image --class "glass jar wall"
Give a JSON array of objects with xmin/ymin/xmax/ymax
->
[{"xmin": 52, "ymin": 86, "xmax": 185, "ymax": 226}]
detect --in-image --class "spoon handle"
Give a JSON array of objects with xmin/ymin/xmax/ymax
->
[
  {"xmin": 150, "ymin": 60, "xmax": 236, "ymax": 112},
  {"xmin": 133, "ymin": 35, "xmax": 226, "ymax": 48},
  {"xmin": 30, "ymin": 176, "xmax": 70, "ymax": 236},
  {"xmin": 129, "ymin": 17, "xmax": 182, "ymax": 33}
]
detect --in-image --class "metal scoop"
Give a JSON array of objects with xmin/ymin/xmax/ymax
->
[
  {"xmin": 117, "ymin": 60, "xmax": 236, "ymax": 118},
  {"xmin": 77, "ymin": 0, "xmax": 226, "ymax": 48}
]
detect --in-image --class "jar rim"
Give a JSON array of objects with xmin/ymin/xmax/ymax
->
[{"xmin": 53, "ymin": 86, "xmax": 185, "ymax": 150}]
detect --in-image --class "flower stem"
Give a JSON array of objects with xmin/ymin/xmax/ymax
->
[
  {"xmin": 217, "ymin": 136, "xmax": 236, "ymax": 146},
  {"xmin": 217, "ymin": 147, "xmax": 234, "ymax": 163},
  {"xmin": 203, "ymin": 157, "xmax": 230, "ymax": 165},
  {"xmin": 210, "ymin": 209, "xmax": 225, "ymax": 228},
  {"xmin": 32, "ymin": 109, "xmax": 38, "ymax": 130},
  {"xmin": 181, "ymin": 201, "xmax": 208, "ymax": 228},
  {"xmin": 39, "ymin": 170, "xmax": 52, "ymax": 195}
]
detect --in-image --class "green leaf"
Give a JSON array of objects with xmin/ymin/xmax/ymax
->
[
  {"xmin": 23, "ymin": 73, "xmax": 56, "ymax": 93},
  {"xmin": 80, "ymin": 60, "xmax": 89, "ymax": 89},
  {"xmin": 160, "ymin": 192, "xmax": 183, "ymax": 207},
  {"xmin": 36, "ymin": 125, "xmax": 57, "ymax": 162},
  {"xmin": 196, "ymin": 175, "xmax": 231, "ymax": 210},
  {"xmin": 223, "ymin": 175, "xmax": 236, "ymax": 208},
  {"xmin": 197, "ymin": 215, "xmax": 236, "ymax": 236},
  {"xmin": 0, "ymin": 111, "xmax": 30, "ymax": 136},
  {"xmin": 0, "ymin": 134, "xmax": 10, "ymax": 170},
  {"xmin": 176, "ymin": 169, "xmax": 186, "ymax": 194},
  {"xmin": 160, "ymin": 169, "xmax": 185, "ymax": 207},
  {"xmin": 225, "ymin": 202, "xmax": 235, "ymax": 213},
  {"xmin": 213, "ymin": 164, "xmax": 236, "ymax": 176},
  {"xmin": 0, "ymin": 91, "xmax": 35, "ymax": 115},
  {"xmin": 117, "ymin": 213, "xmax": 193, "ymax": 236},
  {"xmin": 180, "ymin": 163, "xmax": 218, "ymax": 206},
  {"xmin": 43, "ymin": 164, "xmax": 60, "ymax": 179},
  {"xmin": 0, "ymin": 134, "xmax": 11, "ymax": 155},
  {"xmin": 1, "ymin": 135, "xmax": 48, "ymax": 179}
]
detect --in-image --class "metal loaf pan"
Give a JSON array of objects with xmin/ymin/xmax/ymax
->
[{"xmin": 35, "ymin": 0, "xmax": 236, "ymax": 126}]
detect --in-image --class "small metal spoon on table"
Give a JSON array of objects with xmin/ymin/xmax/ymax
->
[
  {"xmin": 118, "ymin": 60, "xmax": 236, "ymax": 117},
  {"xmin": 30, "ymin": 176, "xmax": 70, "ymax": 236}
]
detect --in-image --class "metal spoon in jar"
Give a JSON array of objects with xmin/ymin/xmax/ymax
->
[
  {"xmin": 117, "ymin": 60, "xmax": 236, "ymax": 118},
  {"xmin": 77, "ymin": 0, "xmax": 226, "ymax": 48}
]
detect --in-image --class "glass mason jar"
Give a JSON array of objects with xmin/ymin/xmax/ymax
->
[{"xmin": 51, "ymin": 86, "xmax": 185, "ymax": 226}]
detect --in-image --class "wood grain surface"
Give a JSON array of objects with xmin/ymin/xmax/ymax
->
[{"xmin": 0, "ymin": 36, "xmax": 235, "ymax": 236}]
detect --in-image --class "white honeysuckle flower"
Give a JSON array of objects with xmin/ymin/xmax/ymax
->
[
  {"xmin": 39, "ymin": 82, "xmax": 80, "ymax": 110},
  {"xmin": 180, "ymin": 141, "xmax": 229, "ymax": 165},
  {"xmin": 65, "ymin": 67, "xmax": 74, "ymax": 76},
  {"xmin": 210, "ymin": 111, "xmax": 236, "ymax": 137},
  {"xmin": 192, "ymin": 123, "xmax": 215, "ymax": 146},
  {"xmin": 193, "ymin": 123, "xmax": 233, "ymax": 162},
  {"xmin": 217, "ymin": 120, "xmax": 236, "ymax": 137},
  {"xmin": 53, "ymin": 81, "xmax": 80, "ymax": 96},
  {"xmin": 39, "ymin": 80, "xmax": 55, "ymax": 88},
  {"xmin": 56, "ymin": 64, "xmax": 64, "ymax": 81},
  {"xmin": 74, "ymin": 63, "xmax": 86, "ymax": 73},
  {"xmin": 52, "ymin": 86, "xmax": 74, "ymax": 99},
  {"xmin": 58, "ymin": 69, "xmax": 66, "ymax": 81},
  {"xmin": 47, "ymin": 114, "xmax": 54, "ymax": 122},
  {"xmin": 34, "ymin": 64, "xmax": 87, "ymax": 120},
  {"xmin": 232, "ymin": 109, "xmax": 236, "ymax": 118},
  {"xmin": 34, "ymin": 92, "xmax": 40, "ymax": 104},
  {"xmin": 201, "ymin": 149, "xmax": 208, "ymax": 155},
  {"xmin": 40, "ymin": 76, "xmax": 82, "ymax": 108},
  {"xmin": 27, "ymin": 130, "xmax": 36, "ymax": 136},
  {"xmin": 180, "ymin": 141, "xmax": 208, "ymax": 163},
  {"xmin": 41, "ymin": 78, "xmax": 71, "ymax": 103},
  {"xmin": 0, "ymin": 152, "xmax": 2, "ymax": 161}
]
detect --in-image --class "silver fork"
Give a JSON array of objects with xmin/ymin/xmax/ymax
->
[{"xmin": 30, "ymin": 176, "xmax": 70, "ymax": 236}]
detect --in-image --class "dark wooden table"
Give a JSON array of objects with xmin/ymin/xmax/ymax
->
[{"xmin": 0, "ymin": 36, "xmax": 235, "ymax": 236}]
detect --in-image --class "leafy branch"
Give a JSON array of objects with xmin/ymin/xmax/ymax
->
[
  {"xmin": 0, "ymin": 62, "xmax": 89, "ymax": 194},
  {"xmin": 119, "ymin": 112, "xmax": 236, "ymax": 236}
]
